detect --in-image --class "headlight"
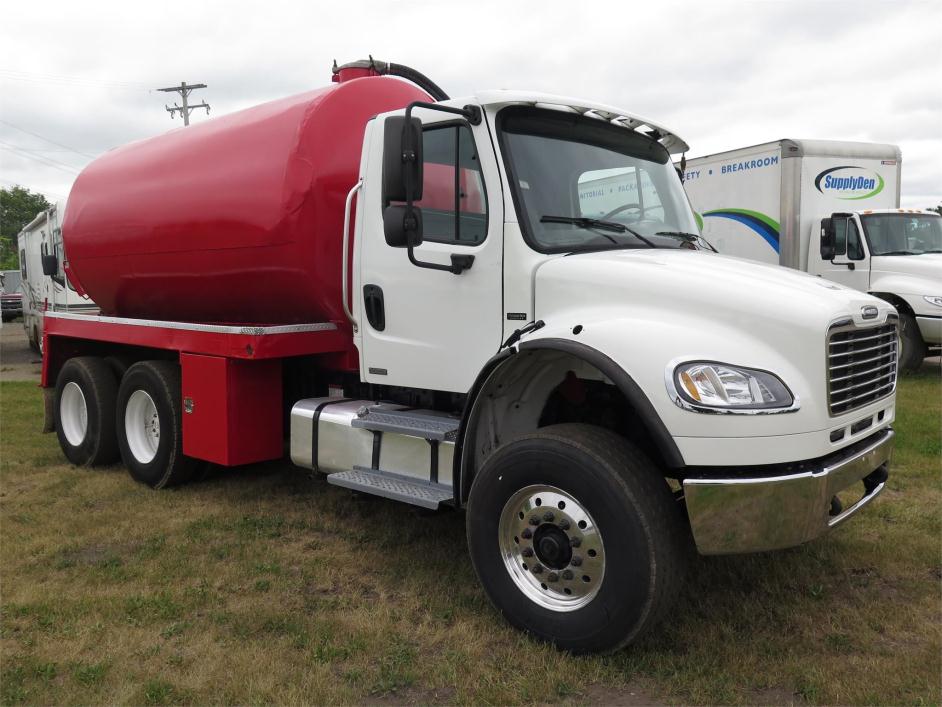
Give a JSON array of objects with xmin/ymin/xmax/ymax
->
[
  {"xmin": 924, "ymin": 296, "xmax": 942, "ymax": 308},
  {"xmin": 669, "ymin": 361, "xmax": 796, "ymax": 413}
]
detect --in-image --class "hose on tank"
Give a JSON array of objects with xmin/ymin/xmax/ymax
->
[{"xmin": 332, "ymin": 57, "xmax": 450, "ymax": 101}]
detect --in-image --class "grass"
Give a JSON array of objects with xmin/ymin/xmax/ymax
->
[{"xmin": 1, "ymin": 371, "xmax": 939, "ymax": 705}]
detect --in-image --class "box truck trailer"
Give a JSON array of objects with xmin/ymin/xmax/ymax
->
[
  {"xmin": 682, "ymin": 140, "xmax": 941, "ymax": 370},
  {"xmin": 39, "ymin": 60, "xmax": 898, "ymax": 653},
  {"xmin": 17, "ymin": 200, "xmax": 97, "ymax": 353}
]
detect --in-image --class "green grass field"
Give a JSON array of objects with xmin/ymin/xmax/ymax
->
[{"xmin": 1, "ymin": 373, "xmax": 939, "ymax": 705}]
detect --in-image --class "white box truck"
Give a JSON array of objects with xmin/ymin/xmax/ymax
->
[{"xmin": 682, "ymin": 140, "xmax": 941, "ymax": 370}]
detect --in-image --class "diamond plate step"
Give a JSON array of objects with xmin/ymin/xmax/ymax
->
[
  {"xmin": 327, "ymin": 466, "xmax": 453, "ymax": 509},
  {"xmin": 351, "ymin": 409, "xmax": 459, "ymax": 441}
]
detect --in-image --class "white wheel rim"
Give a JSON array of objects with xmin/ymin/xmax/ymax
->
[
  {"xmin": 60, "ymin": 382, "xmax": 88, "ymax": 446},
  {"xmin": 125, "ymin": 390, "xmax": 160, "ymax": 464}
]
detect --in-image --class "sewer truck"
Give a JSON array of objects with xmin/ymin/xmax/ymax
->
[
  {"xmin": 41, "ymin": 60, "xmax": 898, "ymax": 654},
  {"xmin": 681, "ymin": 140, "xmax": 942, "ymax": 370}
]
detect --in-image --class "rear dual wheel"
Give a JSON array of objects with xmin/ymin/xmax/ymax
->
[{"xmin": 54, "ymin": 357, "xmax": 196, "ymax": 488}]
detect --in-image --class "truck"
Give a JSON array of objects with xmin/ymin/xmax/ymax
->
[
  {"xmin": 681, "ymin": 139, "xmax": 941, "ymax": 370},
  {"xmin": 39, "ymin": 60, "xmax": 898, "ymax": 654},
  {"xmin": 17, "ymin": 201, "xmax": 97, "ymax": 352},
  {"xmin": 1, "ymin": 270, "xmax": 23, "ymax": 321}
]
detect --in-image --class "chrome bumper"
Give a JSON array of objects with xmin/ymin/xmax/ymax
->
[{"xmin": 683, "ymin": 429, "xmax": 894, "ymax": 555}]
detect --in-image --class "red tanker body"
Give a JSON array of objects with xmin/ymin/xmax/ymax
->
[{"xmin": 63, "ymin": 76, "xmax": 429, "ymax": 326}]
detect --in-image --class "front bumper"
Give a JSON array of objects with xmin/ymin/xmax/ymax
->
[
  {"xmin": 915, "ymin": 315, "xmax": 941, "ymax": 346},
  {"xmin": 683, "ymin": 428, "xmax": 893, "ymax": 555}
]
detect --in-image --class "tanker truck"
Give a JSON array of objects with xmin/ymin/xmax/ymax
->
[{"xmin": 40, "ymin": 59, "xmax": 898, "ymax": 654}]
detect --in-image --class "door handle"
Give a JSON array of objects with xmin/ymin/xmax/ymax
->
[{"xmin": 363, "ymin": 284, "xmax": 385, "ymax": 331}]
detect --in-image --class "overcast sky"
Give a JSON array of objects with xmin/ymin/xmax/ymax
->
[{"xmin": 2, "ymin": 0, "xmax": 939, "ymax": 208}]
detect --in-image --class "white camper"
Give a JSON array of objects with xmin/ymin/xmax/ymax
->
[
  {"xmin": 682, "ymin": 140, "xmax": 941, "ymax": 369},
  {"xmin": 17, "ymin": 201, "xmax": 96, "ymax": 353}
]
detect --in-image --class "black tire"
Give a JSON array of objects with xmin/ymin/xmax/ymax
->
[
  {"xmin": 466, "ymin": 423, "xmax": 687, "ymax": 654},
  {"xmin": 104, "ymin": 354, "xmax": 135, "ymax": 380},
  {"xmin": 898, "ymin": 312, "xmax": 927, "ymax": 372},
  {"xmin": 54, "ymin": 357, "xmax": 120, "ymax": 466},
  {"xmin": 116, "ymin": 360, "xmax": 197, "ymax": 489}
]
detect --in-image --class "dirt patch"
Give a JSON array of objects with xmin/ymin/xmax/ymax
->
[
  {"xmin": 573, "ymin": 683, "xmax": 665, "ymax": 706},
  {"xmin": 0, "ymin": 320, "xmax": 41, "ymax": 381}
]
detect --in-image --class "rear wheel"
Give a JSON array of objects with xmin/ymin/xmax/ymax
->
[
  {"xmin": 54, "ymin": 357, "xmax": 120, "ymax": 466},
  {"xmin": 116, "ymin": 360, "xmax": 197, "ymax": 488},
  {"xmin": 466, "ymin": 424, "xmax": 687, "ymax": 654},
  {"xmin": 898, "ymin": 312, "xmax": 927, "ymax": 372}
]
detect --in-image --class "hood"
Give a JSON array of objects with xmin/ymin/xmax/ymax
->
[
  {"xmin": 534, "ymin": 249, "xmax": 895, "ymax": 334},
  {"xmin": 870, "ymin": 253, "xmax": 942, "ymax": 296}
]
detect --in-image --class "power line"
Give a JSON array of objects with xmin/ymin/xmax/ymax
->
[
  {"xmin": 0, "ymin": 141, "xmax": 81, "ymax": 174},
  {"xmin": 0, "ymin": 119, "xmax": 99, "ymax": 159},
  {"xmin": 0, "ymin": 178, "xmax": 65, "ymax": 201},
  {"xmin": 157, "ymin": 81, "xmax": 210, "ymax": 126}
]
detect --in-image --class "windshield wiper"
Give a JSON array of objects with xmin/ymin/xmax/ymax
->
[
  {"xmin": 541, "ymin": 215, "xmax": 626, "ymax": 233},
  {"xmin": 877, "ymin": 250, "xmax": 919, "ymax": 256},
  {"xmin": 540, "ymin": 215, "xmax": 656, "ymax": 248},
  {"xmin": 655, "ymin": 231, "xmax": 718, "ymax": 252}
]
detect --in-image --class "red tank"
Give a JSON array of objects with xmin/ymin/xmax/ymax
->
[{"xmin": 63, "ymin": 75, "xmax": 429, "ymax": 324}]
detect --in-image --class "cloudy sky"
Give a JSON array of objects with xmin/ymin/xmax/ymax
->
[{"xmin": 2, "ymin": 0, "xmax": 939, "ymax": 207}]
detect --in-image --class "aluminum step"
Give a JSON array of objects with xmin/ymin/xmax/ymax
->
[
  {"xmin": 351, "ymin": 409, "xmax": 459, "ymax": 441},
  {"xmin": 327, "ymin": 466, "xmax": 453, "ymax": 509}
]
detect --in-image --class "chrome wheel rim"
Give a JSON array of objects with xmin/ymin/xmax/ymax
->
[
  {"xmin": 125, "ymin": 390, "xmax": 160, "ymax": 464},
  {"xmin": 498, "ymin": 484, "xmax": 606, "ymax": 612},
  {"xmin": 60, "ymin": 382, "xmax": 88, "ymax": 446}
]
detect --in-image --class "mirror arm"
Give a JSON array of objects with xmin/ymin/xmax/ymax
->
[{"xmin": 401, "ymin": 100, "xmax": 482, "ymax": 275}]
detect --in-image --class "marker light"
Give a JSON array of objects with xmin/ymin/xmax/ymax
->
[
  {"xmin": 923, "ymin": 296, "xmax": 942, "ymax": 308},
  {"xmin": 672, "ymin": 362, "xmax": 794, "ymax": 411}
]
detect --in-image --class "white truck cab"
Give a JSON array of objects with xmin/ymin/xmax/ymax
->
[{"xmin": 682, "ymin": 140, "xmax": 941, "ymax": 369}]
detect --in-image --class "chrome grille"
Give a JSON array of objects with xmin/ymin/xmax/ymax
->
[{"xmin": 827, "ymin": 318, "xmax": 898, "ymax": 416}]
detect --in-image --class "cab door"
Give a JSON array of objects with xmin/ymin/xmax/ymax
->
[
  {"xmin": 817, "ymin": 214, "xmax": 871, "ymax": 291},
  {"xmin": 355, "ymin": 111, "xmax": 504, "ymax": 393}
]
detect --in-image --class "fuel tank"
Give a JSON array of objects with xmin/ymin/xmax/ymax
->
[{"xmin": 63, "ymin": 75, "xmax": 429, "ymax": 324}]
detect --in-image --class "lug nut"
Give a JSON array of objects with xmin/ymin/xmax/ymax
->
[
  {"xmin": 547, "ymin": 572, "xmax": 559, "ymax": 582},
  {"xmin": 558, "ymin": 519, "xmax": 570, "ymax": 530},
  {"xmin": 571, "ymin": 556, "xmax": 583, "ymax": 567},
  {"xmin": 532, "ymin": 564, "xmax": 543, "ymax": 574},
  {"xmin": 529, "ymin": 516, "xmax": 541, "ymax": 526},
  {"xmin": 562, "ymin": 570, "xmax": 574, "ymax": 580},
  {"xmin": 521, "ymin": 528, "xmax": 533, "ymax": 539},
  {"xmin": 570, "ymin": 536, "xmax": 581, "ymax": 548},
  {"xmin": 522, "ymin": 547, "xmax": 534, "ymax": 558},
  {"xmin": 543, "ymin": 511, "xmax": 555, "ymax": 522}
]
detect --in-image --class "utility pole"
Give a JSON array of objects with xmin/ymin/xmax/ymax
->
[{"xmin": 157, "ymin": 81, "xmax": 210, "ymax": 126}]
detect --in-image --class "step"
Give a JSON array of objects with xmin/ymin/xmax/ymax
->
[
  {"xmin": 327, "ymin": 466, "xmax": 453, "ymax": 509},
  {"xmin": 351, "ymin": 409, "xmax": 460, "ymax": 441}
]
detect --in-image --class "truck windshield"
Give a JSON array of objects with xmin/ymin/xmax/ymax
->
[
  {"xmin": 498, "ymin": 106, "xmax": 704, "ymax": 253},
  {"xmin": 861, "ymin": 213, "xmax": 942, "ymax": 256}
]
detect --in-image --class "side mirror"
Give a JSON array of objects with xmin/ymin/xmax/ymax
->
[
  {"xmin": 820, "ymin": 218, "xmax": 835, "ymax": 260},
  {"xmin": 383, "ymin": 116, "xmax": 423, "ymax": 202},
  {"xmin": 41, "ymin": 254, "xmax": 58, "ymax": 276},
  {"xmin": 383, "ymin": 205, "xmax": 423, "ymax": 248}
]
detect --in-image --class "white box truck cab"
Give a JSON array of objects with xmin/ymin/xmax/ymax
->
[
  {"xmin": 682, "ymin": 140, "xmax": 941, "ymax": 370},
  {"xmin": 42, "ymin": 65, "xmax": 901, "ymax": 654},
  {"xmin": 17, "ymin": 201, "xmax": 97, "ymax": 353}
]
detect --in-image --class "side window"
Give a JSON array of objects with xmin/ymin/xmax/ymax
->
[
  {"xmin": 847, "ymin": 220, "xmax": 865, "ymax": 260},
  {"xmin": 833, "ymin": 218, "xmax": 848, "ymax": 256},
  {"xmin": 413, "ymin": 124, "xmax": 487, "ymax": 246}
]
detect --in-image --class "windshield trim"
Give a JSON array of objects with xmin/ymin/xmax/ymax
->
[
  {"xmin": 860, "ymin": 212, "xmax": 942, "ymax": 257},
  {"xmin": 496, "ymin": 105, "xmax": 685, "ymax": 256}
]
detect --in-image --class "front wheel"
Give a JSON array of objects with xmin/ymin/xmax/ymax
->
[
  {"xmin": 898, "ymin": 312, "xmax": 927, "ymax": 372},
  {"xmin": 466, "ymin": 424, "xmax": 688, "ymax": 654}
]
